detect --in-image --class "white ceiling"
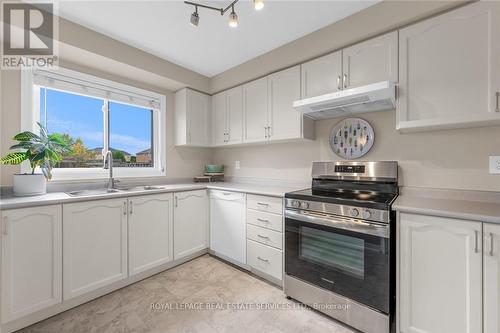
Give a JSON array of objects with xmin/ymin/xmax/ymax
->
[{"xmin": 57, "ymin": 0, "xmax": 379, "ymax": 77}]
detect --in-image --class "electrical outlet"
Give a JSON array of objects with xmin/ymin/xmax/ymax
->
[
  {"xmin": 235, "ymin": 160, "xmax": 241, "ymax": 170},
  {"xmin": 490, "ymin": 156, "xmax": 500, "ymax": 174}
]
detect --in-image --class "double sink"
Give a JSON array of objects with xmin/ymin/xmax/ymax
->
[{"xmin": 67, "ymin": 186, "xmax": 164, "ymax": 197}]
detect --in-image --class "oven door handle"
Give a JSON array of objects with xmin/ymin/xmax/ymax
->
[{"xmin": 285, "ymin": 209, "xmax": 389, "ymax": 238}]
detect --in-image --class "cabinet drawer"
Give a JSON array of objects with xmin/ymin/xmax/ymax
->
[
  {"xmin": 247, "ymin": 194, "xmax": 283, "ymax": 215},
  {"xmin": 247, "ymin": 209, "xmax": 282, "ymax": 232},
  {"xmin": 247, "ymin": 224, "xmax": 282, "ymax": 250},
  {"xmin": 247, "ymin": 239, "xmax": 283, "ymax": 281}
]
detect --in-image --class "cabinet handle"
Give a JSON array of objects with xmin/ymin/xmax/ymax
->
[
  {"xmin": 123, "ymin": 202, "xmax": 127, "ymax": 216},
  {"xmin": 227, "ymin": 131, "xmax": 230, "ymax": 142},
  {"xmin": 129, "ymin": 201, "xmax": 133, "ymax": 214},
  {"xmin": 267, "ymin": 126, "xmax": 272, "ymax": 138},
  {"xmin": 490, "ymin": 232, "xmax": 494, "ymax": 256},
  {"xmin": 257, "ymin": 256, "xmax": 269, "ymax": 262},
  {"xmin": 257, "ymin": 234, "xmax": 269, "ymax": 239},
  {"xmin": 264, "ymin": 126, "xmax": 268, "ymax": 138},
  {"xmin": 3, "ymin": 216, "xmax": 8, "ymax": 235},
  {"xmin": 257, "ymin": 202, "xmax": 269, "ymax": 206},
  {"xmin": 474, "ymin": 230, "xmax": 479, "ymax": 253},
  {"xmin": 496, "ymin": 92, "xmax": 499, "ymax": 112},
  {"xmin": 257, "ymin": 218, "xmax": 269, "ymax": 223},
  {"xmin": 337, "ymin": 75, "xmax": 341, "ymax": 90},
  {"xmin": 343, "ymin": 74, "xmax": 348, "ymax": 89},
  {"xmin": 174, "ymin": 196, "xmax": 178, "ymax": 207}
]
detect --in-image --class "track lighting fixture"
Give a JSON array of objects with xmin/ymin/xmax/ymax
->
[
  {"xmin": 190, "ymin": 6, "xmax": 199, "ymax": 27},
  {"xmin": 184, "ymin": 0, "xmax": 263, "ymax": 28},
  {"xmin": 253, "ymin": 0, "xmax": 264, "ymax": 10},
  {"xmin": 228, "ymin": 6, "xmax": 238, "ymax": 28}
]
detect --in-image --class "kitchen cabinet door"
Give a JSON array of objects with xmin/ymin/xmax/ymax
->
[
  {"xmin": 342, "ymin": 31, "xmax": 398, "ymax": 89},
  {"xmin": 128, "ymin": 193, "xmax": 173, "ymax": 276},
  {"xmin": 301, "ymin": 51, "xmax": 342, "ymax": 98},
  {"xmin": 175, "ymin": 88, "xmax": 211, "ymax": 146},
  {"xmin": 484, "ymin": 223, "xmax": 500, "ymax": 333},
  {"xmin": 173, "ymin": 190, "xmax": 208, "ymax": 260},
  {"xmin": 212, "ymin": 91, "xmax": 227, "ymax": 146},
  {"xmin": 226, "ymin": 86, "xmax": 243, "ymax": 145},
  {"xmin": 398, "ymin": 213, "xmax": 482, "ymax": 333},
  {"xmin": 63, "ymin": 198, "xmax": 127, "ymax": 300},
  {"xmin": 187, "ymin": 89, "xmax": 211, "ymax": 146},
  {"xmin": 268, "ymin": 66, "xmax": 302, "ymax": 141},
  {"xmin": 1, "ymin": 206, "xmax": 62, "ymax": 323},
  {"xmin": 397, "ymin": 1, "xmax": 500, "ymax": 132},
  {"xmin": 243, "ymin": 76, "xmax": 268, "ymax": 143}
]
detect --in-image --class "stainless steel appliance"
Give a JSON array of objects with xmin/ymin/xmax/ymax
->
[{"xmin": 284, "ymin": 161, "xmax": 398, "ymax": 333}]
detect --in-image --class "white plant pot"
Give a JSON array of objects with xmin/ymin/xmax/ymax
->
[{"xmin": 13, "ymin": 174, "xmax": 47, "ymax": 196}]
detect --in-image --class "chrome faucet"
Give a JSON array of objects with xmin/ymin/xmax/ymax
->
[{"xmin": 103, "ymin": 151, "xmax": 116, "ymax": 190}]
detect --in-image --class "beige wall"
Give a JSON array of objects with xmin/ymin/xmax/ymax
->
[
  {"xmin": 213, "ymin": 111, "xmax": 500, "ymax": 192},
  {"xmin": 0, "ymin": 63, "xmax": 212, "ymax": 186},
  {"xmin": 210, "ymin": 0, "xmax": 468, "ymax": 93}
]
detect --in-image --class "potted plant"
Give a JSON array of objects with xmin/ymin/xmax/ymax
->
[{"xmin": 0, "ymin": 122, "xmax": 71, "ymax": 196}]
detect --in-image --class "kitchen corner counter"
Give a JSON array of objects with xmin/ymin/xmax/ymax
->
[
  {"xmin": 0, "ymin": 182, "xmax": 306, "ymax": 210},
  {"xmin": 393, "ymin": 187, "xmax": 500, "ymax": 224}
]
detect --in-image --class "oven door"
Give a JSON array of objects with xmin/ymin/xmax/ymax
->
[{"xmin": 285, "ymin": 209, "xmax": 391, "ymax": 314}]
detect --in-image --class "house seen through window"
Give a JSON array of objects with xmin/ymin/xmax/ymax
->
[{"xmin": 39, "ymin": 88, "xmax": 154, "ymax": 169}]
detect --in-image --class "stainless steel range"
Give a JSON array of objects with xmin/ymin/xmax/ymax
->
[{"xmin": 284, "ymin": 161, "xmax": 398, "ymax": 333}]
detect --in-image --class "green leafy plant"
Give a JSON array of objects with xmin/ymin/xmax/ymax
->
[{"xmin": 0, "ymin": 122, "xmax": 72, "ymax": 180}]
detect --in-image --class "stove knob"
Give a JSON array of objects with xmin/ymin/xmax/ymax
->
[
  {"xmin": 362, "ymin": 210, "xmax": 372, "ymax": 219},
  {"xmin": 292, "ymin": 200, "xmax": 301, "ymax": 208},
  {"xmin": 350, "ymin": 208, "xmax": 359, "ymax": 217},
  {"xmin": 302, "ymin": 202, "xmax": 310, "ymax": 209}
]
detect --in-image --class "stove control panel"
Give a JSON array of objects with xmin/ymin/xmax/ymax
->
[{"xmin": 284, "ymin": 198, "xmax": 390, "ymax": 224}]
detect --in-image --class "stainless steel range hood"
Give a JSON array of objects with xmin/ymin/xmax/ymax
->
[{"xmin": 293, "ymin": 81, "xmax": 396, "ymax": 120}]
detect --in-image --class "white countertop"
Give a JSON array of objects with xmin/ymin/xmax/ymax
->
[
  {"xmin": 0, "ymin": 182, "xmax": 306, "ymax": 210},
  {"xmin": 393, "ymin": 187, "xmax": 500, "ymax": 224}
]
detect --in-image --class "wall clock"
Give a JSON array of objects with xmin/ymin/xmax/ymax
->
[{"xmin": 330, "ymin": 118, "xmax": 374, "ymax": 160}]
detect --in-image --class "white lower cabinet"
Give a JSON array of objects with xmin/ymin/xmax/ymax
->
[
  {"xmin": 247, "ymin": 239, "xmax": 282, "ymax": 281},
  {"xmin": 484, "ymin": 223, "xmax": 500, "ymax": 333},
  {"xmin": 63, "ymin": 198, "xmax": 128, "ymax": 300},
  {"xmin": 173, "ymin": 190, "xmax": 208, "ymax": 260},
  {"xmin": 128, "ymin": 193, "xmax": 174, "ymax": 276},
  {"xmin": 398, "ymin": 213, "xmax": 482, "ymax": 333},
  {"xmin": 1, "ymin": 206, "xmax": 62, "ymax": 323}
]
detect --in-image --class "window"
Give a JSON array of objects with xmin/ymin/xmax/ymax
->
[{"xmin": 22, "ymin": 67, "xmax": 166, "ymax": 180}]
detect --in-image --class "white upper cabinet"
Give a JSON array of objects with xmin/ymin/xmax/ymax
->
[
  {"xmin": 243, "ymin": 76, "xmax": 269, "ymax": 143},
  {"xmin": 484, "ymin": 223, "xmax": 500, "ymax": 333},
  {"xmin": 173, "ymin": 190, "xmax": 208, "ymax": 260},
  {"xmin": 268, "ymin": 66, "xmax": 303, "ymax": 141},
  {"xmin": 63, "ymin": 198, "xmax": 128, "ymax": 300},
  {"xmin": 399, "ymin": 213, "xmax": 482, "ymax": 333},
  {"xmin": 212, "ymin": 86, "xmax": 244, "ymax": 146},
  {"xmin": 301, "ymin": 51, "xmax": 342, "ymax": 98},
  {"xmin": 128, "ymin": 193, "xmax": 173, "ymax": 276},
  {"xmin": 397, "ymin": 1, "xmax": 500, "ymax": 132},
  {"xmin": 212, "ymin": 91, "xmax": 227, "ymax": 146},
  {"xmin": 1, "ymin": 206, "xmax": 62, "ymax": 323},
  {"xmin": 175, "ymin": 88, "xmax": 211, "ymax": 146},
  {"xmin": 226, "ymin": 86, "xmax": 244, "ymax": 145},
  {"xmin": 342, "ymin": 31, "xmax": 398, "ymax": 89}
]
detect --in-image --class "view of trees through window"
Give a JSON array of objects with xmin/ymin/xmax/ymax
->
[{"xmin": 39, "ymin": 88, "xmax": 153, "ymax": 168}]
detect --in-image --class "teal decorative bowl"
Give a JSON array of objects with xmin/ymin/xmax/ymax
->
[{"xmin": 205, "ymin": 164, "xmax": 224, "ymax": 173}]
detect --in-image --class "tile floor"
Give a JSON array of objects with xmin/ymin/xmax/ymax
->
[{"xmin": 19, "ymin": 255, "xmax": 356, "ymax": 333}]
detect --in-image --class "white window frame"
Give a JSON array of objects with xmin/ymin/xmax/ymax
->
[{"xmin": 21, "ymin": 67, "xmax": 167, "ymax": 181}]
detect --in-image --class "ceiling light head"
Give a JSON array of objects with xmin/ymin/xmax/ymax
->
[
  {"xmin": 228, "ymin": 6, "xmax": 238, "ymax": 28},
  {"xmin": 190, "ymin": 6, "xmax": 199, "ymax": 27},
  {"xmin": 253, "ymin": 0, "xmax": 264, "ymax": 11}
]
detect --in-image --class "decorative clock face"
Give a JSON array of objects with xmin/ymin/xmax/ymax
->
[{"xmin": 330, "ymin": 118, "xmax": 374, "ymax": 160}]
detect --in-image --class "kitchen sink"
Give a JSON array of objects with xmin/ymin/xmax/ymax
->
[
  {"xmin": 118, "ymin": 185, "xmax": 164, "ymax": 191},
  {"xmin": 66, "ymin": 188, "xmax": 124, "ymax": 197}
]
